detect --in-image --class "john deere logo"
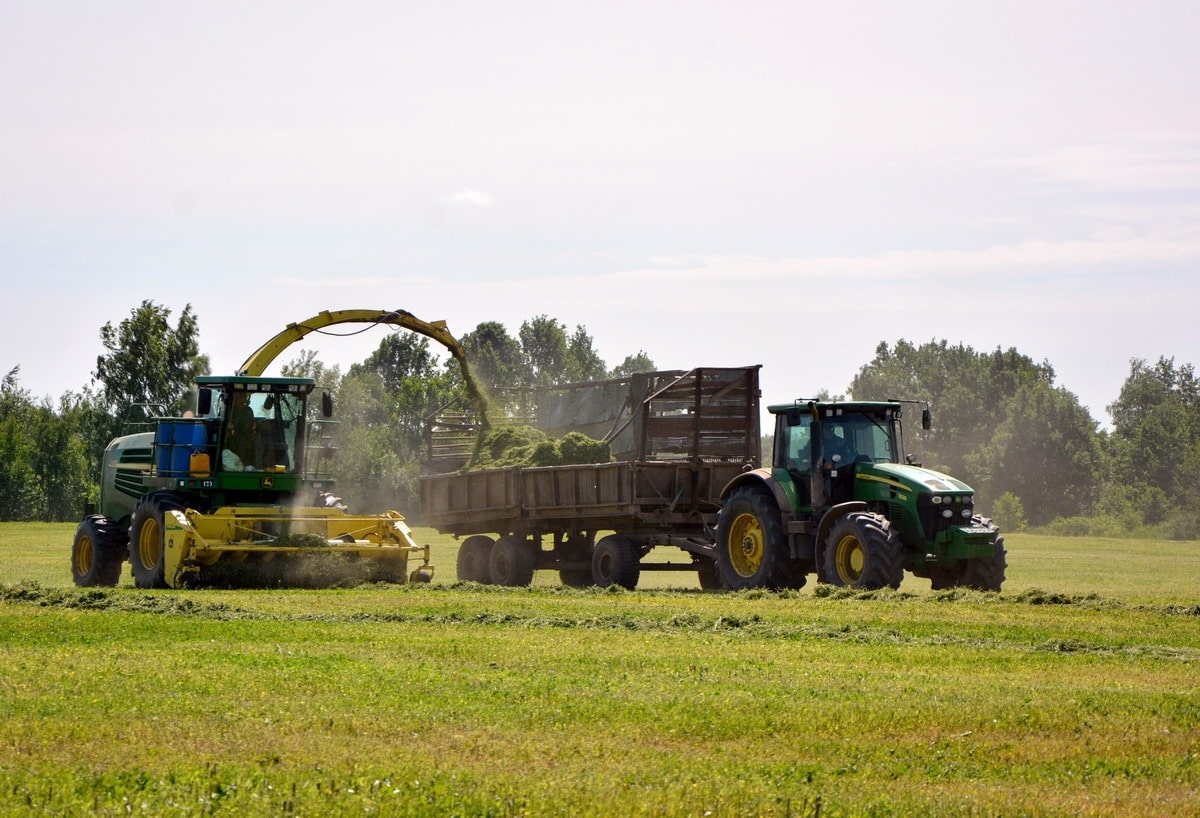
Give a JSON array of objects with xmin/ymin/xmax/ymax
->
[{"xmin": 261, "ymin": 477, "xmax": 274, "ymax": 488}]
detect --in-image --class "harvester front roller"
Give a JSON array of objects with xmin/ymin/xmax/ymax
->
[{"xmin": 160, "ymin": 506, "xmax": 434, "ymax": 588}]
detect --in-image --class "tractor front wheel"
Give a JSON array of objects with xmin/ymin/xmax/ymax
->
[
  {"xmin": 823, "ymin": 511, "xmax": 903, "ymax": 589},
  {"xmin": 930, "ymin": 517, "xmax": 1007, "ymax": 592},
  {"xmin": 72, "ymin": 515, "xmax": 126, "ymax": 587},
  {"xmin": 128, "ymin": 493, "xmax": 185, "ymax": 588}
]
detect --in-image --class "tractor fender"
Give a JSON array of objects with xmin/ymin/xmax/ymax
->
[
  {"xmin": 719, "ymin": 468, "xmax": 792, "ymax": 517},
  {"xmin": 816, "ymin": 502, "xmax": 869, "ymax": 552}
]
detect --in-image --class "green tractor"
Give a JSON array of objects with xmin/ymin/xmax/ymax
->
[
  {"xmin": 70, "ymin": 374, "xmax": 432, "ymax": 589},
  {"xmin": 715, "ymin": 400, "xmax": 1006, "ymax": 591}
]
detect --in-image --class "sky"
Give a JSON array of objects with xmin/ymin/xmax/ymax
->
[{"xmin": 3, "ymin": 1, "xmax": 1199, "ymax": 429}]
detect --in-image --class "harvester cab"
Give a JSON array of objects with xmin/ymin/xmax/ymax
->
[
  {"xmin": 160, "ymin": 375, "xmax": 327, "ymax": 505},
  {"xmin": 715, "ymin": 399, "xmax": 1006, "ymax": 593}
]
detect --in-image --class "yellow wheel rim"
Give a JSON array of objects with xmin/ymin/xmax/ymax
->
[
  {"xmin": 138, "ymin": 516, "xmax": 162, "ymax": 570},
  {"xmin": 835, "ymin": 534, "xmax": 865, "ymax": 584},
  {"xmin": 728, "ymin": 512, "xmax": 764, "ymax": 578},
  {"xmin": 75, "ymin": 533, "xmax": 94, "ymax": 576}
]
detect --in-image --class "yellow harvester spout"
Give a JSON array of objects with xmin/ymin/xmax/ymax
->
[{"xmin": 235, "ymin": 307, "xmax": 489, "ymax": 429}]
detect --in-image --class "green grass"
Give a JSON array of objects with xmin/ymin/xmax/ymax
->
[{"xmin": 1, "ymin": 523, "xmax": 1198, "ymax": 816}]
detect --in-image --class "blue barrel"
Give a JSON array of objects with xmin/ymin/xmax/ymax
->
[
  {"xmin": 156, "ymin": 420, "xmax": 209, "ymax": 476},
  {"xmin": 154, "ymin": 422, "xmax": 173, "ymax": 474}
]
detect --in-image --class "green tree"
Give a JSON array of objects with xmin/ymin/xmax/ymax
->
[
  {"xmin": 851, "ymin": 340, "xmax": 1102, "ymax": 526},
  {"xmin": 280, "ymin": 349, "xmax": 342, "ymax": 393},
  {"xmin": 0, "ymin": 369, "xmax": 94, "ymax": 521},
  {"xmin": 850, "ymin": 339, "xmax": 1059, "ymax": 480},
  {"xmin": 459, "ymin": 321, "xmax": 526, "ymax": 390},
  {"xmin": 329, "ymin": 333, "xmax": 459, "ymax": 512},
  {"xmin": 518, "ymin": 315, "xmax": 570, "ymax": 387},
  {"xmin": 564, "ymin": 325, "xmax": 606, "ymax": 383},
  {"xmin": 609, "ymin": 351, "xmax": 657, "ymax": 378},
  {"xmin": 1105, "ymin": 356, "xmax": 1200, "ymax": 536},
  {"xmin": 1107, "ymin": 357, "xmax": 1200, "ymax": 505},
  {"xmin": 94, "ymin": 300, "xmax": 209, "ymax": 416},
  {"xmin": 0, "ymin": 368, "xmax": 41, "ymax": 520},
  {"xmin": 990, "ymin": 491, "xmax": 1028, "ymax": 532},
  {"xmin": 965, "ymin": 384, "xmax": 1102, "ymax": 526},
  {"xmin": 31, "ymin": 393, "xmax": 92, "ymax": 521}
]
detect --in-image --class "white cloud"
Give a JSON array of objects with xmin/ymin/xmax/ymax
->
[
  {"xmin": 1013, "ymin": 132, "xmax": 1200, "ymax": 192},
  {"xmin": 442, "ymin": 189, "xmax": 495, "ymax": 208}
]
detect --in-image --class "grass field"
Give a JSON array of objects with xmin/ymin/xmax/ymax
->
[{"xmin": 1, "ymin": 523, "xmax": 1197, "ymax": 816}]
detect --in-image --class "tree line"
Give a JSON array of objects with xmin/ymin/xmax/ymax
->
[{"xmin": 2, "ymin": 302, "xmax": 1197, "ymax": 539}]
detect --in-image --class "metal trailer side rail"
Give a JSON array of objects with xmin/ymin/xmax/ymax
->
[{"xmin": 419, "ymin": 460, "xmax": 744, "ymax": 553}]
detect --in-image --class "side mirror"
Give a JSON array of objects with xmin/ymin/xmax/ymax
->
[
  {"xmin": 922, "ymin": 408, "xmax": 932, "ymax": 430},
  {"xmin": 198, "ymin": 388, "xmax": 212, "ymax": 416},
  {"xmin": 322, "ymin": 390, "xmax": 334, "ymax": 419}
]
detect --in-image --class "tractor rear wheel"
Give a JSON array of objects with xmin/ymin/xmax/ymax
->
[
  {"xmin": 456, "ymin": 535, "xmax": 495, "ymax": 583},
  {"xmin": 592, "ymin": 534, "xmax": 640, "ymax": 589},
  {"xmin": 72, "ymin": 515, "xmax": 126, "ymax": 587},
  {"xmin": 129, "ymin": 493, "xmax": 185, "ymax": 588},
  {"xmin": 716, "ymin": 486, "xmax": 793, "ymax": 590},
  {"xmin": 488, "ymin": 535, "xmax": 536, "ymax": 586},
  {"xmin": 823, "ymin": 511, "xmax": 903, "ymax": 590}
]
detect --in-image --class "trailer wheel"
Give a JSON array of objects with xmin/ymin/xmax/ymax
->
[
  {"xmin": 129, "ymin": 493, "xmax": 185, "ymax": 589},
  {"xmin": 72, "ymin": 515, "xmax": 126, "ymax": 587},
  {"xmin": 592, "ymin": 534, "xmax": 640, "ymax": 590},
  {"xmin": 930, "ymin": 517, "xmax": 1007, "ymax": 592},
  {"xmin": 823, "ymin": 511, "xmax": 903, "ymax": 590},
  {"xmin": 715, "ymin": 486, "xmax": 792, "ymax": 590},
  {"xmin": 456, "ymin": 535, "xmax": 495, "ymax": 583},
  {"xmin": 489, "ymin": 536, "xmax": 536, "ymax": 586},
  {"xmin": 696, "ymin": 557, "xmax": 724, "ymax": 590},
  {"xmin": 558, "ymin": 533, "xmax": 595, "ymax": 587}
]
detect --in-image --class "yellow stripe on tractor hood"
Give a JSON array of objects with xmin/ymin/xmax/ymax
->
[{"xmin": 864, "ymin": 462, "xmax": 975, "ymax": 494}]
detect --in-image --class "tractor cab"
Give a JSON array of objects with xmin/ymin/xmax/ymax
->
[{"xmin": 773, "ymin": 401, "xmax": 915, "ymax": 508}]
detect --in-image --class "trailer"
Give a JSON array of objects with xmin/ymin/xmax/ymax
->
[{"xmin": 418, "ymin": 366, "xmax": 761, "ymax": 589}]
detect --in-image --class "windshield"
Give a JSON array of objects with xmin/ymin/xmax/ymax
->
[
  {"xmin": 822, "ymin": 412, "xmax": 896, "ymax": 464},
  {"xmin": 221, "ymin": 390, "xmax": 305, "ymax": 472}
]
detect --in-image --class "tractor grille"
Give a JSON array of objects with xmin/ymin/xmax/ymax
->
[{"xmin": 916, "ymin": 494, "xmax": 974, "ymax": 543}]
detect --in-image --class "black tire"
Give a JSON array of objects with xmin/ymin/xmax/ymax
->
[
  {"xmin": 72, "ymin": 515, "xmax": 126, "ymax": 587},
  {"xmin": 931, "ymin": 517, "xmax": 1007, "ymax": 592},
  {"xmin": 715, "ymin": 486, "xmax": 793, "ymax": 590},
  {"xmin": 823, "ymin": 511, "xmax": 903, "ymax": 590},
  {"xmin": 129, "ymin": 493, "xmax": 186, "ymax": 589},
  {"xmin": 488, "ymin": 536, "xmax": 536, "ymax": 586},
  {"xmin": 697, "ymin": 557, "xmax": 725, "ymax": 590},
  {"xmin": 591, "ymin": 534, "xmax": 640, "ymax": 589},
  {"xmin": 456, "ymin": 535, "xmax": 495, "ymax": 583},
  {"xmin": 559, "ymin": 566, "xmax": 595, "ymax": 588},
  {"xmin": 557, "ymin": 533, "xmax": 595, "ymax": 587}
]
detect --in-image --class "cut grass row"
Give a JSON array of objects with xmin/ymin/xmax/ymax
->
[
  {"xmin": 5, "ymin": 522, "xmax": 1200, "ymax": 601},
  {"xmin": 1, "ymin": 523, "xmax": 1197, "ymax": 815}
]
